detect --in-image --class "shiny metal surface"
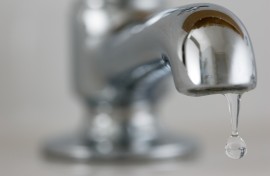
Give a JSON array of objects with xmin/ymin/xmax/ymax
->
[{"xmin": 45, "ymin": 0, "xmax": 257, "ymax": 160}]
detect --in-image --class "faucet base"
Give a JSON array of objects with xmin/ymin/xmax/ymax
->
[{"xmin": 44, "ymin": 134, "xmax": 198, "ymax": 161}]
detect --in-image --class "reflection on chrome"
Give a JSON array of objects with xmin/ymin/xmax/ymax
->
[
  {"xmin": 183, "ymin": 25, "xmax": 254, "ymax": 86},
  {"xmin": 45, "ymin": 0, "xmax": 257, "ymax": 161}
]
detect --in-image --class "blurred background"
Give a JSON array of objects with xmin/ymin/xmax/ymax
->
[{"xmin": 0, "ymin": 0, "xmax": 269, "ymax": 175}]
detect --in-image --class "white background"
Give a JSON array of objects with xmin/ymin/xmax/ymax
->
[{"xmin": 0, "ymin": 0, "xmax": 269, "ymax": 175}]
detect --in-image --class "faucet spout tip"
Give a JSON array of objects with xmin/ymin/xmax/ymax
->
[{"xmin": 171, "ymin": 6, "xmax": 257, "ymax": 96}]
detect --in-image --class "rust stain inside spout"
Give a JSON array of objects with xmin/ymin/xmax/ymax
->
[{"xmin": 183, "ymin": 10, "xmax": 244, "ymax": 37}]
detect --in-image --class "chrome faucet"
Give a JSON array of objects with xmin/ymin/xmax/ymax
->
[{"xmin": 45, "ymin": 0, "xmax": 257, "ymax": 160}]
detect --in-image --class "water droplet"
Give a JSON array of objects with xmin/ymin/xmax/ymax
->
[
  {"xmin": 225, "ymin": 135, "xmax": 247, "ymax": 159},
  {"xmin": 224, "ymin": 93, "xmax": 247, "ymax": 159}
]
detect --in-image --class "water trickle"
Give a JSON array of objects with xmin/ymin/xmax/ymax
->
[{"xmin": 224, "ymin": 94, "xmax": 247, "ymax": 159}]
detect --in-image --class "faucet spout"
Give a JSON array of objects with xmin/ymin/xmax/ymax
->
[
  {"xmin": 96, "ymin": 4, "xmax": 256, "ymax": 102},
  {"xmin": 78, "ymin": 4, "xmax": 256, "ymax": 103}
]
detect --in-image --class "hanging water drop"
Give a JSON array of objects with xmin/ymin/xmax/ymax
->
[
  {"xmin": 224, "ymin": 93, "xmax": 247, "ymax": 159},
  {"xmin": 225, "ymin": 135, "xmax": 247, "ymax": 159}
]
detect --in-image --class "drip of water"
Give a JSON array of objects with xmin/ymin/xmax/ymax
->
[{"xmin": 224, "ymin": 93, "xmax": 247, "ymax": 159}]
